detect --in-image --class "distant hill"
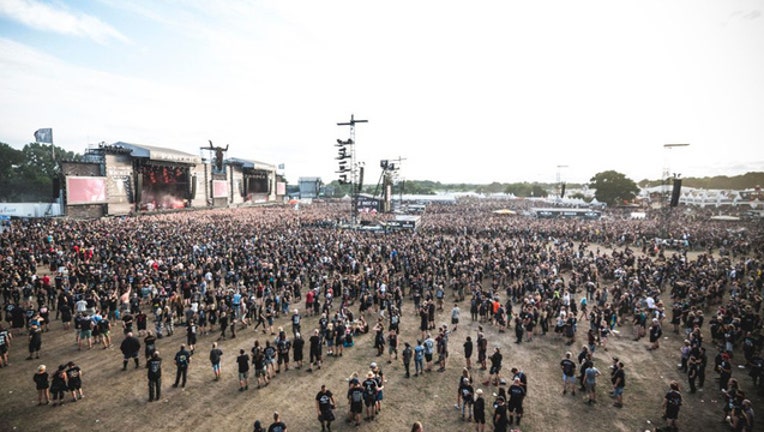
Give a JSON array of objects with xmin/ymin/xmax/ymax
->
[{"xmin": 638, "ymin": 172, "xmax": 764, "ymax": 190}]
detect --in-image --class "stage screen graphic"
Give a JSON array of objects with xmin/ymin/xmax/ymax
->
[
  {"xmin": 213, "ymin": 180, "xmax": 229, "ymax": 198},
  {"xmin": 139, "ymin": 165, "xmax": 190, "ymax": 210},
  {"xmin": 66, "ymin": 176, "xmax": 107, "ymax": 205}
]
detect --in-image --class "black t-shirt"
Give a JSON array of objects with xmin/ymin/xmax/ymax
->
[
  {"xmin": 316, "ymin": 390, "xmax": 333, "ymax": 412},
  {"xmin": 66, "ymin": 365, "xmax": 82, "ymax": 384},
  {"xmin": 210, "ymin": 348, "xmax": 223, "ymax": 364},
  {"xmin": 267, "ymin": 421, "xmax": 286, "ymax": 432},
  {"xmin": 561, "ymin": 359, "xmax": 576, "ymax": 376},
  {"xmin": 665, "ymin": 390, "xmax": 682, "ymax": 408},
  {"xmin": 362, "ymin": 378, "xmax": 378, "ymax": 397},
  {"xmin": 175, "ymin": 350, "xmax": 191, "ymax": 368},
  {"xmin": 237, "ymin": 354, "xmax": 250, "ymax": 372}
]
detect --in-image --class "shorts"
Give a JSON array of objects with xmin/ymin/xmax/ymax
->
[
  {"xmin": 256, "ymin": 368, "xmax": 266, "ymax": 377},
  {"xmin": 376, "ymin": 390, "xmax": 384, "ymax": 401},
  {"xmin": 0, "ymin": 344, "xmax": 7, "ymax": 355},
  {"xmin": 212, "ymin": 362, "xmax": 221, "ymax": 373},
  {"xmin": 80, "ymin": 329, "xmax": 92, "ymax": 339},
  {"xmin": 473, "ymin": 413, "xmax": 485, "ymax": 424},
  {"xmin": 490, "ymin": 365, "xmax": 501, "ymax": 375},
  {"xmin": 278, "ymin": 354, "xmax": 289, "ymax": 364},
  {"xmin": 563, "ymin": 374, "xmax": 576, "ymax": 383},
  {"xmin": 452, "ymin": 318, "xmax": 459, "ymax": 324},
  {"xmin": 364, "ymin": 396, "xmax": 375, "ymax": 407},
  {"xmin": 665, "ymin": 407, "xmax": 679, "ymax": 420},
  {"xmin": 351, "ymin": 401, "xmax": 363, "ymax": 414},
  {"xmin": 508, "ymin": 402, "xmax": 523, "ymax": 414},
  {"xmin": 238, "ymin": 371, "xmax": 248, "ymax": 380},
  {"xmin": 68, "ymin": 382, "xmax": 82, "ymax": 391},
  {"xmin": 585, "ymin": 382, "xmax": 595, "ymax": 393},
  {"xmin": 425, "ymin": 353, "xmax": 433, "ymax": 362},
  {"xmin": 613, "ymin": 386, "xmax": 624, "ymax": 396}
]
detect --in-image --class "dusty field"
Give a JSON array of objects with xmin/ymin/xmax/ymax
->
[{"xmin": 0, "ymin": 250, "xmax": 756, "ymax": 432}]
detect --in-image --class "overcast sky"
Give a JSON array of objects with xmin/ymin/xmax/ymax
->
[{"xmin": 1, "ymin": 0, "xmax": 762, "ymax": 185}]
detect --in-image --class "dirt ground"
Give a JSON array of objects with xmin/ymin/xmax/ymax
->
[{"xmin": 0, "ymin": 247, "xmax": 757, "ymax": 432}]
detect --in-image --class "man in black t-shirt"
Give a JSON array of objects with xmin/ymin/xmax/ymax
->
[
  {"xmin": 237, "ymin": 349, "xmax": 250, "ymax": 391},
  {"xmin": 560, "ymin": 352, "xmax": 577, "ymax": 395},
  {"xmin": 315, "ymin": 384, "xmax": 336, "ymax": 432},
  {"xmin": 308, "ymin": 329, "xmax": 322, "ymax": 372},
  {"xmin": 66, "ymin": 361, "xmax": 83, "ymax": 401},
  {"xmin": 147, "ymin": 351, "xmax": 162, "ymax": 402}
]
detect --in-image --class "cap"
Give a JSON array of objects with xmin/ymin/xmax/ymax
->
[
  {"xmin": 370, "ymin": 362, "xmax": 377, "ymax": 368},
  {"xmin": 475, "ymin": 388, "xmax": 483, "ymax": 395}
]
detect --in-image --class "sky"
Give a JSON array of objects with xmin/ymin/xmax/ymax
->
[{"xmin": 1, "ymin": 0, "xmax": 763, "ymax": 186}]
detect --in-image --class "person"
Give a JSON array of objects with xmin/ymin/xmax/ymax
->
[
  {"xmin": 120, "ymin": 331, "xmax": 141, "ymax": 370},
  {"xmin": 507, "ymin": 377, "xmax": 526, "ymax": 426},
  {"xmin": 237, "ymin": 349, "xmax": 250, "ymax": 391},
  {"xmin": 458, "ymin": 376, "xmax": 475, "ymax": 421},
  {"xmin": 719, "ymin": 352, "xmax": 732, "ymax": 390},
  {"xmin": 316, "ymin": 384, "xmax": 336, "ymax": 432},
  {"xmin": 253, "ymin": 420, "xmax": 265, "ymax": 432},
  {"xmin": 33, "ymin": 364, "xmax": 50, "ymax": 405},
  {"xmin": 371, "ymin": 362, "xmax": 386, "ymax": 415},
  {"xmin": 173, "ymin": 344, "xmax": 192, "ymax": 388},
  {"xmin": 27, "ymin": 323, "xmax": 42, "ymax": 360},
  {"xmin": 492, "ymin": 395, "xmax": 508, "ymax": 432},
  {"xmin": 362, "ymin": 370, "xmax": 378, "ymax": 421},
  {"xmin": 414, "ymin": 339, "xmax": 425, "ymax": 376},
  {"xmin": 451, "ymin": 303, "xmax": 460, "ymax": 332},
  {"xmin": 347, "ymin": 376, "xmax": 364, "ymax": 427},
  {"xmin": 402, "ymin": 341, "xmax": 413, "ymax": 378},
  {"xmin": 292, "ymin": 332, "xmax": 304, "ymax": 369},
  {"xmin": 147, "ymin": 350, "xmax": 162, "ymax": 402},
  {"xmin": 484, "ymin": 347, "xmax": 502, "ymax": 386},
  {"xmin": 464, "ymin": 336, "xmax": 473, "ymax": 370},
  {"xmin": 648, "ymin": 318, "xmax": 662, "ymax": 350},
  {"xmin": 0, "ymin": 324, "xmax": 12, "ymax": 367},
  {"xmin": 210, "ymin": 342, "xmax": 223, "ymax": 381},
  {"xmin": 473, "ymin": 388, "xmax": 486, "ymax": 432},
  {"xmin": 561, "ymin": 351, "xmax": 577, "ymax": 395},
  {"xmin": 662, "ymin": 381, "xmax": 682, "ymax": 431},
  {"xmin": 584, "ymin": 360, "xmax": 600, "ymax": 405},
  {"xmin": 268, "ymin": 411, "xmax": 287, "ymax": 432},
  {"xmin": 50, "ymin": 364, "xmax": 68, "ymax": 406},
  {"xmin": 291, "ymin": 309, "xmax": 301, "ymax": 337},
  {"xmin": 308, "ymin": 329, "xmax": 322, "ymax": 372},
  {"xmin": 411, "ymin": 421, "xmax": 424, "ymax": 432},
  {"xmin": 144, "ymin": 330, "xmax": 157, "ymax": 363},
  {"xmin": 611, "ymin": 361, "xmax": 625, "ymax": 408},
  {"xmin": 65, "ymin": 361, "xmax": 83, "ymax": 401}
]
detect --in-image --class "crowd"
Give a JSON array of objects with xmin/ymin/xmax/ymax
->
[{"xmin": 0, "ymin": 199, "xmax": 762, "ymax": 432}]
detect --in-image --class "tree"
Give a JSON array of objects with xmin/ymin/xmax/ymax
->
[
  {"xmin": 0, "ymin": 142, "xmax": 80, "ymax": 202},
  {"xmin": 589, "ymin": 170, "xmax": 639, "ymax": 206}
]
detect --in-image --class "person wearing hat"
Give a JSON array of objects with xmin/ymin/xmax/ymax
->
[
  {"xmin": 370, "ymin": 362, "xmax": 385, "ymax": 416},
  {"xmin": 267, "ymin": 411, "xmax": 287, "ymax": 432},
  {"xmin": 33, "ymin": 364, "xmax": 50, "ymax": 405},
  {"xmin": 362, "ymin": 370, "xmax": 379, "ymax": 421},
  {"xmin": 473, "ymin": 388, "xmax": 486, "ymax": 432}
]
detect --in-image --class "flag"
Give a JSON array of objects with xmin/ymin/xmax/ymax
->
[
  {"xmin": 278, "ymin": 163, "xmax": 285, "ymax": 170},
  {"xmin": 34, "ymin": 128, "xmax": 53, "ymax": 144}
]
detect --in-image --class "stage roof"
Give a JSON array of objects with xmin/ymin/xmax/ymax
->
[
  {"xmin": 114, "ymin": 142, "xmax": 201, "ymax": 165},
  {"xmin": 226, "ymin": 157, "xmax": 275, "ymax": 171}
]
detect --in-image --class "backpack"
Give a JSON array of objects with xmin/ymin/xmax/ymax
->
[{"xmin": 352, "ymin": 389, "xmax": 363, "ymax": 403}]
